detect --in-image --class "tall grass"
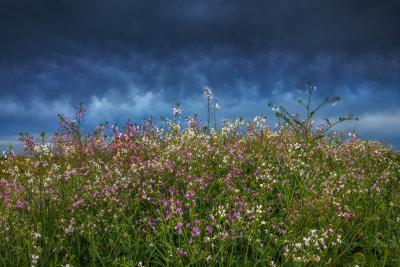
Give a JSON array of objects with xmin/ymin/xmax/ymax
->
[{"xmin": 0, "ymin": 85, "xmax": 399, "ymax": 266}]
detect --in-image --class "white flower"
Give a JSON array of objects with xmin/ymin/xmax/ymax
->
[
  {"xmin": 172, "ymin": 107, "xmax": 181, "ymax": 116},
  {"xmin": 31, "ymin": 254, "xmax": 39, "ymax": 265},
  {"xmin": 204, "ymin": 88, "xmax": 213, "ymax": 98},
  {"xmin": 303, "ymin": 236, "xmax": 311, "ymax": 246},
  {"xmin": 32, "ymin": 232, "xmax": 41, "ymax": 239},
  {"xmin": 310, "ymin": 229, "xmax": 317, "ymax": 236}
]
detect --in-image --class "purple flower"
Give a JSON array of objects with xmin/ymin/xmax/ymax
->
[
  {"xmin": 175, "ymin": 221, "xmax": 183, "ymax": 234},
  {"xmin": 192, "ymin": 227, "xmax": 200, "ymax": 237}
]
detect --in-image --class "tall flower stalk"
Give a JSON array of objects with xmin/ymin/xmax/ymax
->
[{"xmin": 204, "ymin": 88, "xmax": 220, "ymax": 133}]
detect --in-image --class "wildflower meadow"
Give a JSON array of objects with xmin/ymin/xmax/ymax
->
[{"xmin": 0, "ymin": 83, "xmax": 399, "ymax": 266}]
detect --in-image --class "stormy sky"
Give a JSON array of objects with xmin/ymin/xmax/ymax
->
[{"xmin": 1, "ymin": 0, "xmax": 400, "ymax": 153}]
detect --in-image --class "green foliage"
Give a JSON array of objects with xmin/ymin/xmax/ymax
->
[{"xmin": 268, "ymin": 82, "xmax": 359, "ymax": 146}]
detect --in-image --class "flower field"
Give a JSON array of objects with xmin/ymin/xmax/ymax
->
[{"xmin": 0, "ymin": 88, "xmax": 399, "ymax": 266}]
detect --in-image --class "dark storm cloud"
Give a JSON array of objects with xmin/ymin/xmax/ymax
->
[
  {"xmin": 2, "ymin": 0, "xmax": 400, "ymax": 57},
  {"xmin": 1, "ymin": 0, "xmax": 400, "ymax": 152},
  {"xmin": 1, "ymin": 0, "xmax": 399, "ymax": 93}
]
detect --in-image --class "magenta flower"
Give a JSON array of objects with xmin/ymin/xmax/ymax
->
[
  {"xmin": 192, "ymin": 226, "xmax": 200, "ymax": 237},
  {"xmin": 175, "ymin": 221, "xmax": 183, "ymax": 234}
]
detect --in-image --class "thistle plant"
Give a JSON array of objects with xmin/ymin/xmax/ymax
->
[{"xmin": 268, "ymin": 82, "xmax": 359, "ymax": 145}]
